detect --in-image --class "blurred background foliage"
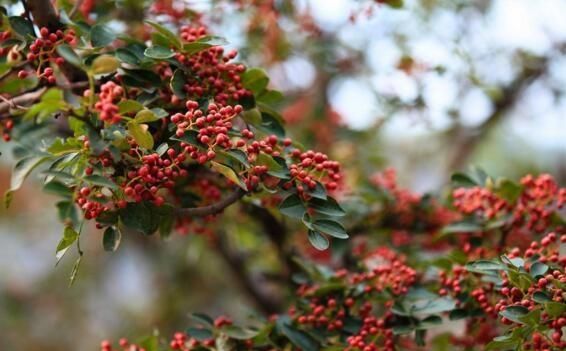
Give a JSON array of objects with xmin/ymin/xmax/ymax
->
[{"xmin": 0, "ymin": 0, "xmax": 565, "ymax": 349}]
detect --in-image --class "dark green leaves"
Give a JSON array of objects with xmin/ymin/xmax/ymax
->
[
  {"xmin": 119, "ymin": 202, "xmax": 160, "ymax": 235},
  {"xmin": 499, "ymin": 305, "xmax": 529, "ymax": 324},
  {"xmin": 57, "ymin": 44, "xmax": 83, "ymax": 67},
  {"xmin": 312, "ymin": 219, "xmax": 348, "ymax": 239},
  {"xmin": 276, "ymin": 317, "xmax": 318, "ymax": 351},
  {"xmin": 465, "ymin": 260, "xmax": 505, "ymax": 274},
  {"xmin": 145, "ymin": 21, "xmax": 182, "ymax": 49},
  {"xmin": 529, "ymin": 262, "xmax": 548, "ymax": 278},
  {"xmin": 242, "ymin": 68, "xmax": 269, "ymax": 94},
  {"xmin": 90, "ymin": 24, "xmax": 116, "ymax": 47},
  {"xmin": 103, "ymin": 227, "xmax": 121, "ymax": 252},
  {"xmin": 83, "ymin": 175, "xmax": 118, "ymax": 189},
  {"xmin": 144, "ymin": 46, "xmax": 175, "ymax": 59},
  {"xmin": 8, "ymin": 16, "xmax": 35, "ymax": 40},
  {"xmin": 441, "ymin": 220, "xmax": 482, "ymax": 234},
  {"xmin": 5, "ymin": 155, "xmax": 52, "ymax": 208},
  {"xmin": 170, "ymin": 69, "xmax": 187, "ymax": 98},
  {"xmin": 279, "ymin": 194, "xmax": 306, "ymax": 219},
  {"xmin": 308, "ymin": 197, "xmax": 346, "ymax": 217},
  {"xmin": 308, "ymin": 230, "xmax": 329, "ymax": 250}
]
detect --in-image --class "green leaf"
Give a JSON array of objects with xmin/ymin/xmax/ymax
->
[
  {"xmin": 91, "ymin": 55, "xmax": 120, "ymax": 75},
  {"xmin": 190, "ymin": 313, "xmax": 214, "ymax": 327},
  {"xmin": 308, "ymin": 230, "xmax": 330, "ymax": 250},
  {"xmin": 118, "ymin": 100, "xmax": 144, "ymax": 114},
  {"xmin": 170, "ymin": 69, "xmax": 187, "ymax": 98},
  {"xmin": 145, "ymin": 21, "xmax": 182, "ymax": 49},
  {"xmin": 185, "ymin": 327, "xmax": 213, "ymax": 341},
  {"xmin": 182, "ymin": 41, "xmax": 214, "ymax": 55},
  {"xmin": 499, "ymin": 305, "xmax": 529, "ymax": 324},
  {"xmin": 306, "ymin": 181, "xmax": 327, "ymax": 200},
  {"xmin": 210, "ymin": 161, "xmax": 247, "ymax": 191},
  {"xmin": 279, "ymin": 194, "xmax": 306, "ymax": 219},
  {"xmin": 103, "ymin": 227, "xmax": 121, "ymax": 252},
  {"xmin": 90, "ymin": 24, "xmax": 116, "ymax": 47},
  {"xmin": 150, "ymin": 107, "xmax": 168, "ymax": 118},
  {"xmin": 8, "ymin": 16, "xmax": 35, "ymax": 40},
  {"xmin": 465, "ymin": 260, "xmax": 505, "ymax": 274},
  {"xmin": 544, "ymin": 301, "xmax": 566, "ymax": 318},
  {"xmin": 221, "ymin": 325, "xmax": 259, "ymax": 340},
  {"xmin": 56, "ymin": 44, "xmax": 83, "ymax": 67},
  {"xmin": 441, "ymin": 220, "xmax": 482, "ymax": 234},
  {"xmin": 115, "ymin": 48, "xmax": 140, "ymax": 65},
  {"xmin": 6, "ymin": 155, "xmax": 52, "ymax": 206},
  {"xmin": 312, "ymin": 219, "xmax": 348, "ymax": 239},
  {"xmin": 43, "ymin": 181, "xmax": 73, "ymax": 197},
  {"xmin": 56, "ymin": 226, "xmax": 79, "ymax": 263},
  {"xmin": 532, "ymin": 291, "xmax": 552, "ymax": 303},
  {"xmin": 495, "ymin": 179, "xmax": 522, "ymax": 203},
  {"xmin": 144, "ymin": 45, "xmax": 175, "ymax": 59},
  {"xmin": 68, "ymin": 255, "xmax": 82, "ymax": 287},
  {"xmin": 127, "ymin": 121, "xmax": 154, "ymax": 149},
  {"xmin": 83, "ymin": 175, "xmax": 118, "ymax": 189},
  {"xmin": 412, "ymin": 297, "xmax": 457, "ymax": 315},
  {"xmin": 450, "ymin": 172, "xmax": 478, "ymax": 187},
  {"xmin": 242, "ymin": 68, "xmax": 269, "ymax": 94},
  {"xmin": 242, "ymin": 107, "xmax": 262, "ymax": 125},
  {"xmin": 529, "ymin": 262, "xmax": 548, "ymax": 278},
  {"xmin": 276, "ymin": 318, "xmax": 318, "ymax": 351},
  {"xmin": 135, "ymin": 109, "xmax": 158, "ymax": 123},
  {"xmin": 119, "ymin": 202, "xmax": 160, "ymax": 235},
  {"xmin": 222, "ymin": 149, "xmax": 250, "ymax": 167},
  {"xmin": 385, "ymin": 0, "xmax": 404, "ymax": 8},
  {"xmin": 308, "ymin": 197, "xmax": 346, "ymax": 217},
  {"xmin": 485, "ymin": 334, "xmax": 520, "ymax": 351},
  {"xmin": 158, "ymin": 205, "xmax": 175, "ymax": 239}
]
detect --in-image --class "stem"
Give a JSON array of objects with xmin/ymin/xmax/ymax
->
[
  {"xmin": 87, "ymin": 72, "xmax": 95, "ymax": 109},
  {"xmin": 175, "ymin": 187, "xmax": 247, "ymax": 217},
  {"xmin": 215, "ymin": 230, "xmax": 283, "ymax": 315}
]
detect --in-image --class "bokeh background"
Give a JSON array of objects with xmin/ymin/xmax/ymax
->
[{"xmin": 1, "ymin": 0, "xmax": 565, "ymax": 349}]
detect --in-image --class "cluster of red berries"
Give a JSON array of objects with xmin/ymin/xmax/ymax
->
[
  {"xmin": 370, "ymin": 168, "xmax": 455, "ymax": 235},
  {"xmin": 285, "ymin": 149, "xmax": 341, "ymax": 196},
  {"xmin": 75, "ymin": 184, "xmax": 111, "ymax": 220},
  {"xmin": 121, "ymin": 147, "xmax": 189, "ymax": 206},
  {"xmin": 0, "ymin": 31, "xmax": 16, "ymax": 59},
  {"xmin": 94, "ymin": 82, "xmax": 124, "ymax": 124},
  {"xmin": 101, "ymin": 316, "xmax": 235, "ymax": 351},
  {"xmin": 19, "ymin": 27, "xmax": 76, "ymax": 83},
  {"xmin": 172, "ymin": 101, "xmax": 241, "ymax": 159},
  {"xmin": 496, "ymin": 233, "xmax": 566, "ymax": 349},
  {"xmin": 1, "ymin": 118, "xmax": 14, "ymax": 142},
  {"xmin": 172, "ymin": 26, "xmax": 250, "ymax": 106},
  {"xmin": 452, "ymin": 174, "xmax": 565, "ymax": 246},
  {"xmin": 354, "ymin": 247, "xmax": 417, "ymax": 295},
  {"xmin": 287, "ymin": 247, "xmax": 416, "ymax": 350}
]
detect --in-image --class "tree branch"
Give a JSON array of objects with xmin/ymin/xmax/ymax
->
[
  {"xmin": 69, "ymin": 0, "xmax": 84, "ymax": 18},
  {"xmin": 175, "ymin": 188, "xmax": 247, "ymax": 217},
  {"xmin": 214, "ymin": 230, "xmax": 283, "ymax": 315},
  {"xmin": 0, "ymin": 87, "xmax": 46, "ymax": 114},
  {"xmin": 446, "ymin": 61, "xmax": 548, "ymax": 172},
  {"xmin": 247, "ymin": 204, "xmax": 298, "ymax": 281}
]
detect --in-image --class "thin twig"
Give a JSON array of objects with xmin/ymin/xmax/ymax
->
[
  {"xmin": 69, "ymin": 0, "xmax": 84, "ymax": 18},
  {"xmin": 215, "ymin": 230, "xmax": 283, "ymax": 315},
  {"xmin": 175, "ymin": 188, "xmax": 247, "ymax": 217},
  {"xmin": 0, "ymin": 87, "xmax": 47, "ymax": 114}
]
